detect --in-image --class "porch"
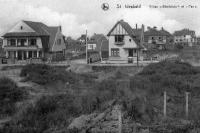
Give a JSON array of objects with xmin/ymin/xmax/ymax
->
[{"xmin": 6, "ymin": 50, "xmax": 43, "ymax": 60}]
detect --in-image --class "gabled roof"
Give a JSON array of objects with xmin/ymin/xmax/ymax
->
[
  {"xmin": 107, "ymin": 20, "xmax": 135, "ymax": 37},
  {"xmin": 107, "ymin": 20, "xmax": 144, "ymax": 48}
]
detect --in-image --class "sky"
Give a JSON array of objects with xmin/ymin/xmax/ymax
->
[{"xmin": 0, "ymin": 0, "xmax": 200, "ymax": 39}]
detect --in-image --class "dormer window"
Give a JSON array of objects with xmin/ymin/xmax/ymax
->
[{"xmin": 20, "ymin": 26, "xmax": 23, "ymax": 30}]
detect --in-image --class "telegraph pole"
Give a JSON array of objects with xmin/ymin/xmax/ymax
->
[{"xmin": 86, "ymin": 30, "xmax": 88, "ymax": 64}]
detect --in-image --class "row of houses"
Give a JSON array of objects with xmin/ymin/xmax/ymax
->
[{"xmin": 0, "ymin": 19, "xmax": 199, "ymax": 64}]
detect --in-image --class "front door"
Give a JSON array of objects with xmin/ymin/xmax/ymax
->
[{"xmin": 128, "ymin": 49, "xmax": 133, "ymax": 57}]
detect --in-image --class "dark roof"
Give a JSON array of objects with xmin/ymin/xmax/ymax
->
[
  {"xmin": 3, "ymin": 32, "xmax": 41, "ymax": 37},
  {"xmin": 90, "ymin": 34, "xmax": 107, "ymax": 41},
  {"xmin": 173, "ymin": 29, "xmax": 195, "ymax": 36},
  {"xmin": 107, "ymin": 20, "xmax": 144, "ymax": 48},
  {"xmin": 132, "ymin": 28, "xmax": 142, "ymax": 36},
  {"xmin": 23, "ymin": 20, "xmax": 50, "ymax": 36},
  {"xmin": 160, "ymin": 28, "xmax": 172, "ymax": 36},
  {"xmin": 144, "ymin": 27, "xmax": 164, "ymax": 36}
]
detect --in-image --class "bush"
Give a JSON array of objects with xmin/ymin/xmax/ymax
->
[
  {"xmin": 0, "ymin": 77, "xmax": 26, "ymax": 115},
  {"xmin": 175, "ymin": 43, "xmax": 184, "ymax": 50},
  {"xmin": 20, "ymin": 64, "xmax": 78, "ymax": 85}
]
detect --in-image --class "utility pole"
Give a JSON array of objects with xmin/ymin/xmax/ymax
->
[
  {"xmin": 86, "ymin": 30, "xmax": 88, "ymax": 64},
  {"xmin": 118, "ymin": 106, "xmax": 122, "ymax": 133},
  {"xmin": 100, "ymin": 40, "xmax": 105, "ymax": 62},
  {"xmin": 137, "ymin": 50, "xmax": 139, "ymax": 67}
]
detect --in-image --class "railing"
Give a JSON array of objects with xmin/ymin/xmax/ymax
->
[{"xmin": 4, "ymin": 45, "xmax": 39, "ymax": 50}]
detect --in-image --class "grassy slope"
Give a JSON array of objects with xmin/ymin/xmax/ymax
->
[{"xmin": 1, "ymin": 62, "xmax": 200, "ymax": 132}]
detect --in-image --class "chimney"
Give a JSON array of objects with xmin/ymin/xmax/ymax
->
[
  {"xmin": 136, "ymin": 24, "xmax": 138, "ymax": 29},
  {"xmin": 59, "ymin": 26, "xmax": 62, "ymax": 32},
  {"xmin": 142, "ymin": 24, "xmax": 145, "ymax": 32},
  {"xmin": 147, "ymin": 26, "xmax": 151, "ymax": 30},
  {"xmin": 153, "ymin": 26, "xmax": 157, "ymax": 30},
  {"xmin": 161, "ymin": 27, "xmax": 164, "ymax": 31}
]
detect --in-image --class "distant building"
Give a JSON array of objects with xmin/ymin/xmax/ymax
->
[
  {"xmin": 77, "ymin": 34, "xmax": 89, "ymax": 44},
  {"xmin": 0, "ymin": 38, "xmax": 5, "ymax": 58},
  {"xmin": 107, "ymin": 19, "xmax": 145, "ymax": 62},
  {"xmin": 173, "ymin": 29, "xmax": 196, "ymax": 47},
  {"xmin": 144, "ymin": 26, "xmax": 172, "ymax": 50},
  {"xmin": 2, "ymin": 20, "xmax": 66, "ymax": 62},
  {"xmin": 87, "ymin": 33, "xmax": 109, "ymax": 59},
  {"xmin": 197, "ymin": 36, "xmax": 200, "ymax": 45}
]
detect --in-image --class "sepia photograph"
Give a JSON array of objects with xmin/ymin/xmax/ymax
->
[{"xmin": 0, "ymin": 0, "xmax": 200, "ymax": 132}]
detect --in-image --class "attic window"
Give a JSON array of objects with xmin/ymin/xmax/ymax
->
[
  {"xmin": 129, "ymin": 39, "xmax": 131, "ymax": 42},
  {"xmin": 115, "ymin": 35, "xmax": 124, "ymax": 43},
  {"xmin": 20, "ymin": 26, "xmax": 23, "ymax": 30}
]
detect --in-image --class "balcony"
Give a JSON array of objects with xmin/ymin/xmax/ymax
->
[{"xmin": 4, "ymin": 45, "xmax": 40, "ymax": 51}]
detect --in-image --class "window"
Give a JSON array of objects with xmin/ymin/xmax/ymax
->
[
  {"xmin": 89, "ymin": 45, "xmax": 94, "ymax": 50},
  {"xmin": 57, "ymin": 39, "xmax": 61, "ymax": 45},
  {"xmin": 18, "ymin": 39, "xmax": 26, "ymax": 46},
  {"xmin": 33, "ymin": 51, "xmax": 37, "ymax": 58},
  {"xmin": 20, "ymin": 26, "xmax": 23, "ymax": 30},
  {"xmin": 129, "ymin": 39, "xmax": 132, "ymax": 42},
  {"xmin": 39, "ymin": 51, "xmax": 42, "ymax": 57},
  {"xmin": 10, "ymin": 39, "xmax": 16, "ymax": 46},
  {"xmin": 115, "ymin": 35, "xmax": 124, "ymax": 43},
  {"xmin": 111, "ymin": 48, "xmax": 119, "ymax": 57},
  {"xmin": 30, "ymin": 39, "xmax": 36, "ymax": 46}
]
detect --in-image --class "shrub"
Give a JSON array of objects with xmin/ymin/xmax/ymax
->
[
  {"xmin": 0, "ymin": 77, "xmax": 26, "ymax": 115},
  {"xmin": 175, "ymin": 43, "xmax": 184, "ymax": 50},
  {"xmin": 20, "ymin": 64, "xmax": 79, "ymax": 85}
]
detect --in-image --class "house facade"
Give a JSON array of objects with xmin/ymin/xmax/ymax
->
[
  {"xmin": 2, "ymin": 20, "xmax": 66, "ymax": 62},
  {"xmin": 173, "ymin": 29, "xmax": 197, "ymax": 47},
  {"xmin": 107, "ymin": 20, "xmax": 144, "ymax": 62},
  {"xmin": 144, "ymin": 27, "xmax": 172, "ymax": 50}
]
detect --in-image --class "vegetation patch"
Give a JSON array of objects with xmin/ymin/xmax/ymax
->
[{"xmin": 0, "ymin": 77, "xmax": 27, "ymax": 115}]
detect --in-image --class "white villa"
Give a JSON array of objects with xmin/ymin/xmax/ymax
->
[{"xmin": 107, "ymin": 20, "xmax": 145, "ymax": 63}]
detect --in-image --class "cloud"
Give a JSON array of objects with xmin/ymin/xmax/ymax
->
[
  {"xmin": 0, "ymin": 0, "xmax": 199, "ymax": 39},
  {"xmin": 105, "ymin": 7, "xmax": 184, "ymax": 33}
]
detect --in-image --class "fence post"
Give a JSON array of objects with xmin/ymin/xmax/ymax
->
[
  {"xmin": 185, "ymin": 92, "xmax": 189, "ymax": 119},
  {"xmin": 164, "ymin": 91, "xmax": 167, "ymax": 118},
  {"xmin": 118, "ymin": 106, "xmax": 122, "ymax": 133}
]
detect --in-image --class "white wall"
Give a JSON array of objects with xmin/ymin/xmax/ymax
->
[
  {"xmin": 8, "ymin": 21, "xmax": 35, "ymax": 33},
  {"xmin": 109, "ymin": 35, "xmax": 138, "ymax": 60}
]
